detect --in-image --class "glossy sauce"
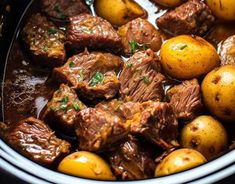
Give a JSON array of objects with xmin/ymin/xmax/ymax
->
[{"xmin": 3, "ymin": 0, "xmax": 235, "ymax": 126}]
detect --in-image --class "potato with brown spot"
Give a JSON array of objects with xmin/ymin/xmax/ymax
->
[
  {"xmin": 202, "ymin": 65, "xmax": 235, "ymax": 122},
  {"xmin": 155, "ymin": 148, "xmax": 206, "ymax": 177},
  {"xmin": 160, "ymin": 35, "xmax": 220, "ymax": 80},
  {"xmin": 181, "ymin": 115, "xmax": 228, "ymax": 159}
]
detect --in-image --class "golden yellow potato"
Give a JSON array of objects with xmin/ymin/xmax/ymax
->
[
  {"xmin": 206, "ymin": 0, "xmax": 235, "ymax": 21},
  {"xmin": 155, "ymin": 148, "xmax": 206, "ymax": 177},
  {"xmin": 154, "ymin": 0, "xmax": 184, "ymax": 7},
  {"xmin": 181, "ymin": 116, "xmax": 228, "ymax": 160},
  {"xmin": 202, "ymin": 65, "xmax": 235, "ymax": 122},
  {"xmin": 160, "ymin": 35, "xmax": 220, "ymax": 80},
  {"xmin": 58, "ymin": 151, "xmax": 115, "ymax": 180},
  {"xmin": 95, "ymin": 0, "xmax": 145, "ymax": 27}
]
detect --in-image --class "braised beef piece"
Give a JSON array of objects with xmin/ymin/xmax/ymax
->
[
  {"xmin": 42, "ymin": 84, "xmax": 86, "ymax": 134},
  {"xmin": 218, "ymin": 35, "xmax": 235, "ymax": 66},
  {"xmin": 109, "ymin": 136, "xmax": 156, "ymax": 180},
  {"xmin": 167, "ymin": 79, "xmax": 202, "ymax": 120},
  {"xmin": 130, "ymin": 101, "xmax": 179, "ymax": 149},
  {"xmin": 7, "ymin": 117, "xmax": 70, "ymax": 166},
  {"xmin": 75, "ymin": 108, "xmax": 129, "ymax": 152},
  {"xmin": 156, "ymin": 0, "xmax": 215, "ymax": 36},
  {"xmin": 96, "ymin": 99, "xmax": 143, "ymax": 120},
  {"xmin": 66, "ymin": 14, "xmax": 122, "ymax": 53},
  {"xmin": 53, "ymin": 51, "xmax": 123, "ymax": 100},
  {"xmin": 118, "ymin": 18, "xmax": 162, "ymax": 56},
  {"xmin": 22, "ymin": 13, "xmax": 66, "ymax": 67},
  {"xmin": 119, "ymin": 49, "xmax": 165, "ymax": 102},
  {"xmin": 41, "ymin": 0, "xmax": 89, "ymax": 20}
]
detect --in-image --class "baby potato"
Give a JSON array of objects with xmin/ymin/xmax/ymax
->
[
  {"xmin": 153, "ymin": 0, "xmax": 184, "ymax": 7},
  {"xmin": 95, "ymin": 0, "xmax": 145, "ymax": 27},
  {"xmin": 155, "ymin": 148, "xmax": 206, "ymax": 177},
  {"xmin": 206, "ymin": 0, "xmax": 235, "ymax": 21},
  {"xmin": 160, "ymin": 35, "xmax": 220, "ymax": 80},
  {"xmin": 202, "ymin": 65, "xmax": 235, "ymax": 122},
  {"xmin": 58, "ymin": 151, "xmax": 115, "ymax": 180},
  {"xmin": 181, "ymin": 116, "xmax": 228, "ymax": 160}
]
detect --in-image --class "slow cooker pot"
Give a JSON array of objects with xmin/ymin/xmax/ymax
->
[{"xmin": 0, "ymin": 1, "xmax": 235, "ymax": 183}]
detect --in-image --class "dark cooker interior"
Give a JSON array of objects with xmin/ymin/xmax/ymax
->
[{"xmin": 1, "ymin": 0, "xmax": 235, "ymax": 181}]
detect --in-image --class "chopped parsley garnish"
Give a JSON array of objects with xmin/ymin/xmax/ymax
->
[
  {"xmin": 48, "ymin": 27, "xmax": 57, "ymax": 34},
  {"xmin": 178, "ymin": 43, "xmax": 188, "ymax": 50},
  {"xmin": 60, "ymin": 96, "xmax": 68, "ymax": 103},
  {"xmin": 43, "ymin": 45, "xmax": 48, "ymax": 52},
  {"xmin": 69, "ymin": 62, "xmax": 75, "ymax": 68},
  {"xmin": 60, "ymin": 104, "xmax": 67, "ymax": 111},
  {"xmin": 50, "ymin": 107, "xmax": 57, "ymax": 112},
  {"xmin": 77, "ymin": 69, "xmax": 84, "ymax": 81},
  {"xmin": 129, "ymin": 41, "xmax": 138, "ymax": 54},
  {"xmin": 129, "ymin": 40, "xmax": 149, "ymax": 54},
  {"xmin": 89, "ymin": 72, "xmax": 104, "ymax": 86},
  {"xmin": 142, "ymin": 76, "xmax": 150, "ymax": 84},
  {"xmin": 81, "ymin": 28, "xmax": 93, "ymax": 34},
  {"xmin": 127, "ymin": 63, "xmax": 133, "ymax": 68},
  {"xmin": 54, "ymin": 4, "xmax": 66, "ymax": 19},
  {"xmin": 72, "ymin": 102, "xmax": 81, "ymax": 111}
]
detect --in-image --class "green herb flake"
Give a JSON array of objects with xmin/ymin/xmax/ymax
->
[
  {"xmin": 129, "ymin": 41, "xmax": 138, "ymax": 54},
  {"xmin": 43, "ymin": 45, "xmax": 48, "ymax": 52},
  {"xmin": 48, "ymin": 27, "xmax": 57, "ymax": 34},
  {"xmin": 72, "ymin": 102, "xmax": 81, "ymax": 111},
  {"xmin": 50, "ymin": 107, "xmax": 57, "ymax": 112},
  {"xmin": 127, "ymin": 63, "xmax": 133, "ymax": 68},
  {"xmin": 77, "ymin": 69, "xmax": 84, "ymax": 81},
  {"xmin": 89, "ymin": 72, "xmax": 104, "ymax": 86},
  {"xmin": 142, "ymin": 76, "xmax": 150, "ymax": 84},
  {"xmin": 69, "ymin": 62, "xmax": 75, "ymax": 68},
  {"xmin": 60, "ymin": 96, "xmax": 69, "ymax": 103},
  {"xmin": 54, "ymin": 5, "xmax": 66, "ymax": 19},
  {"xmin": 178, "ymin": 44, "xmax": 188, "ymax": 50},
  {"xmin": 81, "ymin": 28, "xmax": 93, "ymax": 34},
  {"xmin": 60, "ymin": 104, "xmax": 67, "ymax": 111}
]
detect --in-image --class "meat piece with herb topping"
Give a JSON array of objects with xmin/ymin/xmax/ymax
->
[
  {"xmin": 53, "ymin": 50, "xmax": 123, "ymax": 100},
  {"xmin": 75, "ymin": 108, "xmax": 130, "ymax": 152},
  {"xmin": 118, "ymin": 18, "xmax": 162, "ymax": 56},
  {"xmin": 66, "ymin": 14, "xmax": 122, "ymax": 53},
  {"xmin": 42, "ymin": 84, "xmax": 86, "ymax": 134},
  {"xmin": 41, "ymin": 0, "xmax": 90, "ymax": 20},
  {"xmin": 7, "ymin": 117, "xmax": 71, "ymax": 167},
  {"xmin": 119, "ymin": 49, "xmax": 165, "ymax": 102},
  {"xmin": 22, "ymin": 13, "xmax": 66, "ymax": 67}
]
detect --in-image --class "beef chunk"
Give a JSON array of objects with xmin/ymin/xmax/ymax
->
[
  {"xmin": 53, "ymin": 51, "xmax": 123, "ymax": 100},
  {"xmin": 119, "ymin": 49, "xmax": 165, "ymax": 102},
  {"xmin": 41, "ymin": 0, "xmax": 89, "ymax": 20},
  {"xmin": 96, "ymin": 99, "xmax": 143, "ymax": 120},
  {"xmin": 75, "ymin": 108, "xmax": 129, "ymax": 152},
  {"xmin": 118, "ymin": 18, "xmax": 162, "ymax": 56},
  {"xmin": 218, "ymin": 35, "xmax": 235, "ymax": 66},
  {"xmin": 130, "ymin": 102, "xmax": 179, "ymax": 149},
  {"xmin": 7, "ymin": 117, "xmax": 70, "ymax": 166},
  {"xmin": 22, "ymin": 13, "xmax": 66, "ymax": 67},
  {"xmin": 66, "ymin": 14, "xmax": 122, "ymax": 53},
  {"xmin": 109, "ymin": 136, "xmax": 155, "ymax": 180},
  {"xmin": 156, "ymin": 0, "xmax": 215, "ymax": 36},
  {"xmin": 167, "ymin": 79, "xmax": 202, "ymax": 120},
  {"xmin": 42, "ymin": 84, "xmax": 86, "ymax": 134}
]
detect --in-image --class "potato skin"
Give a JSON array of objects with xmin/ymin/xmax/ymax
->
[
  {"xmin": 58, "ymin": 151, "xmax": 115, "ymax": 180},
  {"xmin": 206, "ymin": 0, "xmax": 235, "ymax": 21},
  {"xmin": 181, "ymin": 115, "xmax": 228, "ymax": 160},
  {"xmin": 155, "ymin": 148, "xmax": 206, "ymax": 177},
  {"xmin": 153, "ymin": 0, "xmax": 184, "ymax": 7},
  {"xmin": 160, "ymin": 35, "xmax": 220, "ymax": 80},
  {"xmin": 95, "ymin": 0, "xmax": 145, "ymax": 27},
  {"xmin": 202, "ymin": 65, "xmax": 235, "ymax": 122}
]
